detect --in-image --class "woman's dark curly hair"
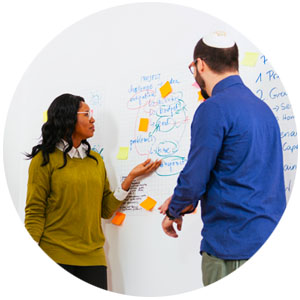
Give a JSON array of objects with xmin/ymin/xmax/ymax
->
[{"xmin": 25, "ymin": 93, "xmax": 98, "ymax": 168}]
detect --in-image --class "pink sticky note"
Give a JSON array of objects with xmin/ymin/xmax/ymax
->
[{"xmin": 192, "ymin": 82, "xmax": 200, "ymax": 89}]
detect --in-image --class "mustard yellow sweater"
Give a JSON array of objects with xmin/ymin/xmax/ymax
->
[{"xmin": 25, "ymin": 148, "xmax": 123, "ymax": 266}]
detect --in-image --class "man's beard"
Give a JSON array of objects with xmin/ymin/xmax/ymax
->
[{"xmin": 195, "ymin": 71, "xmax": 209, "ymax": 99}]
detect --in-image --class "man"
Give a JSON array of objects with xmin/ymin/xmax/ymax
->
[{"xmin": 160, "ymin": 31, "xmax": 286, "ymax": 286}]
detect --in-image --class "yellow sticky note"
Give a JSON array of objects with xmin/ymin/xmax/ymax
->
[
  {"xmin": 111, "ymin": 212, "xmax": 126, "ymax": 226},
  {"xmin": 43, "ymin": 111, "xmax": 48, "ymax": 123},
  {"xmin": 241, "ymin": 52, "xmax": 259, "ymax": 67},
  {"xmin": 117, "ymin": 147, "xmax": 129, "ymax": 160},
  {"xmin": 160, "ymin": 81, "xmax": 172, "ymax": 98},
  {"xmin": 140, "ymin": 196, "xmax": 157, "ymax": 211},
  {"xmin": 198, "ymin": 91, "xmax": 204, "ymax": 101},
  {"xmin": 138, "ymin": 118, "xmax": 149, "ymax": 132}
]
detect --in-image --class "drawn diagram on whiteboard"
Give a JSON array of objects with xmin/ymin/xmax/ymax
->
[
  {"xmin": 118, "ymin": 72, "xmax": 200, "ymax": 214},
  {"xmin": 127, "ymin": 74, "xmax": 193, "ymax": 177}
]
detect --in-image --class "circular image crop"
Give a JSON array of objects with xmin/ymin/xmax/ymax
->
[{"xmin": 3, "ymin": 2, "xmax": 297, "ymax": 297}]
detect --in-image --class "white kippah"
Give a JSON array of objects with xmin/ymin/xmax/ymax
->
[{"xmin": 202, "ymin": 31, "xmax": 235, "ymax": 48}]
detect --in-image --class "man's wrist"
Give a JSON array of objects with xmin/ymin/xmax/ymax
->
[{"xmin": 166, "ymin": 209, "xmax": 176, "ymax": 220}]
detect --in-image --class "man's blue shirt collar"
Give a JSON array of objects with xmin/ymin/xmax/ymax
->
[{"xmin": 212, "ymin": 75, "xmax": 243, "ymax": 96}]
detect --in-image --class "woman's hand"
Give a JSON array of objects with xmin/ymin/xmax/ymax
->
[
  {"xmin": 121, "ymin": 158, "xmax": 162, "ymax": 191},
  {"xmin": 129, "ymin": 158, "xmax": 162, "ymax": 178},
  {"xmin": 158, "ymin": 195, "xmax": 172, "ymax": 214}
]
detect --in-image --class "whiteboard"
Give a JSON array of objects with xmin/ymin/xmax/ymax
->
[{"xmin": 3, "ymin": 3, "xmax": 297, "ymax": 297}]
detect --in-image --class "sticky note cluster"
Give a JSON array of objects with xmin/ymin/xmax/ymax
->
[
  {"xmin": 111, "ymin": 212, "xmax": 126, "ymax": 226},
  {"xmin": 160, "ymin": 81, "xmax": 172, "ymax": 98},
  {"xmin": 241, "ymin": 52, "xmax": 259, "ymax": 67},
  {"xmin": 140, "ymin": 196, "xmax": 157, "ymax": 211}
]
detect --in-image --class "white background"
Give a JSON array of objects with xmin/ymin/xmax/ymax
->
[{"xmin": 0, "ymin": 0, "xmax": 299, "ymax": 299}]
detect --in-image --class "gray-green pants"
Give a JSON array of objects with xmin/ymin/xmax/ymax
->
[{"xmin": 201, "ymin": 252, "xmax": 248, "ymax": 286}]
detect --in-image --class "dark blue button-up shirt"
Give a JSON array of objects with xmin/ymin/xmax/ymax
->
[{"xmin": 169, "ymin": 75, "xmax": 286, "ymax": 260}]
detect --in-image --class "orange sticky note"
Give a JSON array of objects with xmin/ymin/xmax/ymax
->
[
  {"xmin": 111, "ymin": 212, "xmax": 126, "ymax": 226},
  {"xmin": 198, "ymin": 91, "xmax": 204, "ymax": 101},
  {"xmin": 138, "ymin": 118, "xmax": 149, "ymax": 132},
  {"xmin": 140, "ymin": 196, "xmax": 157, "ymax": 211},
  {"xmin": 160, "ymin": 81, "xmax": 172, "ymax": 98}
]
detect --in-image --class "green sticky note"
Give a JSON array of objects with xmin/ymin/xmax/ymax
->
[
  {"xmin": 117, "ymin": 147, "xmax": 129, "ymax": 160},
  {"xmin": 241, "ymin": 52, "xmax": 259, "ymax": 67}
]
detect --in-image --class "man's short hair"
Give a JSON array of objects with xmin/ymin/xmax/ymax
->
[{"xmin": 193, "ymin": 39, "xmax": 239, "ymax": 74}]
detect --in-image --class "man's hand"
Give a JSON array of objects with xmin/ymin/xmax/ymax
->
[
  {"xmin": 162, "ymin": 215, "xmax": 183, "ymax": 238},
  {"xmin": 158, "ymin": 195, "xmax": 172, "ymax": 214},
  {"xmin": 159, "ymin": 196, "xmax": 195, "ymax": 216}
]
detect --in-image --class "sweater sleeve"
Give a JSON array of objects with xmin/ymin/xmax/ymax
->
[
  {"xmin": 169, "ymin": 101, "xmax": 225, "ymax": 218},
  {"xmin": 25, "ymin": 152, "xmax": 51, "ymax": 243},
  {"xmin": 101, "ymin": 162, "xmax": 124, "ymax": 219}
]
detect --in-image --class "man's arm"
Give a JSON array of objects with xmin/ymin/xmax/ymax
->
[
  {"xmin": 168, "ymin": 100, "xmax": 226, "ymax": 219},
  {"xmin": 159, "ymin": 196, "xmax": 194, "ymax": 215}
]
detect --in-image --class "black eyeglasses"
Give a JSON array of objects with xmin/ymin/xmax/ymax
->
[
  {"xmin": 188, "ymin": 59, "xmax": 198, "ymax": 75},
  {"xmin": 188, "ymin": 57, "xmax": 206, "ymax": 75}
]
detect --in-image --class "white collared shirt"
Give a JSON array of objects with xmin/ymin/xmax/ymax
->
[
  {"xmin": 56, "ymin": 139, "xmax": 130, "ymax": 201},
  {"xmin": 56, "ymin": 139, "xmax": 88, "ymax": 159}
]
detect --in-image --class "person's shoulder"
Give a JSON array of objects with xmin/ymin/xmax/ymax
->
[
  {"xmin": 207, "ymin": 92, "xmax": 228, "ymax": 107},
  {"xmin": 89, "ymin": 150, "xmax": 107, "ymax": 174},
  {"xmin": 195, "ymin": 97, "xmax": 223, "ymax": 115},
  {"xmin": 29, "ymin": 150, "xmax": 49, "ymax": 171},
  {"xmin": 30, "ymin": 149, "xmax": 43, "ymax": 164},
  {"xmin": 90, "ymin": 150, "xmax": 105, "ymax": 164},
  {"xmin": 31, "ymin": 148, "xmax": 62, "ymax": 167},
  {"xmin": 90, "ymin": 149, "xmax": 102, "ymax": 159},
  {"xmin": 192, "ymin": 99, "xmax": 225, "ymax": 127}
]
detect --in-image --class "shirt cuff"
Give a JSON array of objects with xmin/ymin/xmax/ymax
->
[
  {"xmin": 169, "ymin": 199, "xmax": 199, "ymax": 219},
  {"xmin": 113, "ymin": 186, "xmax": 130, "ymax": 201}
]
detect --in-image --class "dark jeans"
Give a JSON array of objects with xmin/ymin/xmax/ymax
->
[{"xmin": 59, "ymin": 264, "xmax": 107, "ymax": 290}]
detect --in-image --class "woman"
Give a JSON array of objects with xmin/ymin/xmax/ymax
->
[{"xmin": 25, "ymin": 93, "xmax": 161, "ymax": 289}]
